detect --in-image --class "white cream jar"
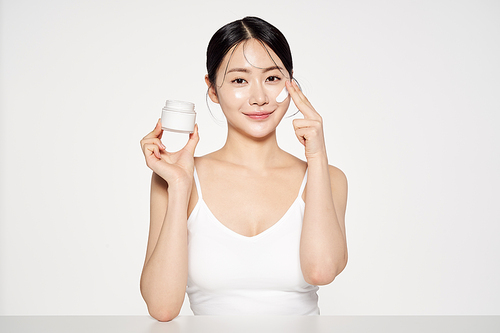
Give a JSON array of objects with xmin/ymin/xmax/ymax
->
[{"xmin": 161, "ymin": 100, "xmax": 196, "ymax": 133}]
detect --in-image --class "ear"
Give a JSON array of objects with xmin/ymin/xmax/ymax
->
[{"xmin": 205, "ymin": 75, "xmax": 219, "ymax": 104}]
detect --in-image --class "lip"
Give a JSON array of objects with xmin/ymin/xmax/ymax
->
[{"xmin": 243, "ymin": 111, "xmax": 274, "ymax": 120}]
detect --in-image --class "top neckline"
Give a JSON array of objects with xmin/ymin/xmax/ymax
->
[{"xmin": 191, "ymin": 167, "xmax": 307, "ymax": 240}]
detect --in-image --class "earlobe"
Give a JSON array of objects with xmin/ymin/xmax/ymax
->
[{"xmin": 205, "ymin": 75, "xmax": 219, "ymax": 104}]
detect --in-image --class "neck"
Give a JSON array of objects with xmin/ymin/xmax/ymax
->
[{"xmin": 218, "ymin": 127, "xmax": 283, "ymax": 171}]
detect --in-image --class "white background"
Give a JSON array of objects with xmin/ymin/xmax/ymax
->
[{"xmin": 1, "ymin": 0, "xmax": 499, "ymax": 315}]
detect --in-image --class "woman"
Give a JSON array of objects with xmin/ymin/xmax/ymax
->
[{"xmin": 140, "ymin": 16, "xmax": 348, "ymax": 321}]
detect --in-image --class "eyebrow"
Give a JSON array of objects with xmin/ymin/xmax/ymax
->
[{"xmin": 226, "ymin": 65, "xmax": 284, "ymax": 74}]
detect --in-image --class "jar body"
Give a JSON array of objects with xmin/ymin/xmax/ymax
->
[{"xmin": 161, "ymin": 100, "xmax": 196, "ymax": 133}]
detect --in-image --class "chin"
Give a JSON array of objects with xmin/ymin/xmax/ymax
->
[
  {"xmin": 244, "ymin": 124, "xmax": 280, "ymax": 140},
  {"xmin": 228, "ymin": 112, "xmax": 285, "ymax": 139}
]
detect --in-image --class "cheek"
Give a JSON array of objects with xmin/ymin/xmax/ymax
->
[
  {"xmin": 275, "ymin": 86, "xmax": 289, "ymax": 103},
  {"xmin": 277, "ymin": 99, "xmax": 291, "ymax": 118},
  {"xmin": 233, "ymin": 89, "xmax": 247, "ymax": 101},
  {"xmin": 217, "ymin": 84, "xmax": 287, "ymax": 109},
  {"xmin": 265, "ymin": 82, "xmax": 288, "ymax": 104},
  {"xmin": 219, "ymin": 88, "xmax": 248, "ymax": 108}
]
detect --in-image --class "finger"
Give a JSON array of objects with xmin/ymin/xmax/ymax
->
[
  {"xmin": 292, "ymin": 118, "xmax": 321, "ymax": 131},
  {"xmin": 141, "ymin": 137, "xmax": 165, "ymax": 148},
  {"xmin": 142, "ymin": 119, "xmax": 164, "ymax": 140},
  {"xmin": 294, "ymin": 128, "xmax": 307, "ymax": 146},
  {"xmin": 287, "ymin": 80, "xmax": 317, "ymax": 117},
  {"xmin": 288, "ymin": 79, "xmax": 312, "ymax": 106},
  {"xmin": 286, "ymin": 80, "xmax": 321, "ymax": 120},
  {"xmin": 141, "ymin": 137, "xmax": 166, "ymax": 151},
  {"xmin": 184, "ymin": 124, "xmax": 200, "ymax": 155},
  {"xmin": 294, "ymin": 124, "xmax": 323, "ymax": 144},
  {"xmin": 144, "ymin": 143, "xmax": 161, "ymax": 160}
]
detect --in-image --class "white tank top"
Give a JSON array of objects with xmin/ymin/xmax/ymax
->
[{"xmin": 186, "ymin": 167, "xmax": 320, "ymax": 315}]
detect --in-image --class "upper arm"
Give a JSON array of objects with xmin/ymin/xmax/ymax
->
[
  {"xmin": 143, "ymin": 172, "xmax": 169, "ymax": 267},
  {"xmin": 329, "ymin": 165, "xmax": 348, "ymax": 241}
]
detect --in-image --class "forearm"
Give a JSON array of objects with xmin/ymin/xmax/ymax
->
[
  {"xmin": 300, "ymin": 156, "xmax": 347, "ymax": 285},
  {"xmin": 140, "ymin": 186, "xmax": 190, "ymax": 321}
]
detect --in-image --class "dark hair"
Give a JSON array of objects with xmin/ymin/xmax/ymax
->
[{"xmin": 206, "ymin": 16, "xmax": 293, "ymax": 87}]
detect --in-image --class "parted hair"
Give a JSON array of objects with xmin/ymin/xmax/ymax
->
[{"xmin": 206, "ymin": 16, "xmax": 293, "ymax": 88}]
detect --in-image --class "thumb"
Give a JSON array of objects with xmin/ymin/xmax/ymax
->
[
  {"xmin": 184, "ymin": 124, "xmax": 200, "ymax": 155},
  {"xmin": 143, "ymin": 118, "xmax": 164, "ymax": 140},
  {"xmin": 154, "ymin": 119, "xmax": 163, "ymax": 136}
]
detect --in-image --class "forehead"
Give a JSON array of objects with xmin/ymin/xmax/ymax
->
[{"xmin": 221, "ymin": 39, "xmax": 284, "ymax": 72}]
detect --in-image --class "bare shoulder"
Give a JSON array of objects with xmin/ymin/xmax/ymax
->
[
  {"xmin": 193, "ymin": 154, "xmax": 225, "ymax": 177},
  {"xmin": 189, "ymin": 155, "xmax": 220, "ymax": 214},
  {"xmin": 194, "ymin": 154, "xmax": 218, "ymax": 168},
  {"xmin": 195, "ymin": 150, "xmax": 307, "ymax": 181},
  {"xmin": 280, "ymin": 151, "xmax": 308, "ymax": 173}
]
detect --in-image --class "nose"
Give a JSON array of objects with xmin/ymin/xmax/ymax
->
[{"xmin": 248, "ymin": 81, "xmax": 269, "ymax": 106}]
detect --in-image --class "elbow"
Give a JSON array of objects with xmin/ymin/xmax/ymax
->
[
  {"xmin": 304, "ymin": 270, "xmax": 336, "ymax": 286},
  {"xmin": 304, "ymin": 256, "xmax": 348, "ymax": 286},
  {"xmin": 142, "ymin": 291, "xmax": 181, "ymax": 322},
  {"xmin": 140, "ymin": 281, "xmax": 182, "ymax": 322},
  {"xmin": 148, "ymin": 305, "xmax": 180, "ymax": 322},
  {"xmin": 153, "ymin": 313, "xmax": 178, "ymax": 323}
]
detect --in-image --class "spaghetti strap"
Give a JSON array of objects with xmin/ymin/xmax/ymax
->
[
  {"xmin": 193, "ymin": 167, "xmax": 203, "ymax": 200},
  {"xmin": 298, "ymin": 168, "xmax": 308, "ymax": 198}
]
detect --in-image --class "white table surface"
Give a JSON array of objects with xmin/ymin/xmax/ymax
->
[{"xmin": 1, "ymin": 315, "xmax": 499, "ymax": 333}]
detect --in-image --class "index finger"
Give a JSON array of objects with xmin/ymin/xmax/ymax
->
[
  {"xmin": 143, "ymin": 119, "xmax": 164, "ymax": 140},
  {"xmin": 183, "ymin": 124, "xmax": 200, "ymax": 155},
  {"xmin": 285, "ymin": 80, "xmax": 321, "ymax": 120}
]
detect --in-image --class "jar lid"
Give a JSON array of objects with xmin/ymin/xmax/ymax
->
[{"xmin": 163, "ymin": 100, "xmax": 195, "ymax": 113}]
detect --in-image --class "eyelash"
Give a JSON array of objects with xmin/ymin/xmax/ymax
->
[
  {"xmin": 230, "ymin": 76, "xmax": 281, "ymax": 84},
  {"xmin": 231, "ymin": 78, "xmax": 247, "ymax": 84},
  {"xmin": 266, "ymin": 76, "xmax": 281, "ymax": 82}
]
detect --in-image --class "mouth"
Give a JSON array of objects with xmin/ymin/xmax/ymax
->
[{"xmin": 243, "ymin": 111, "xmax": 274, "ymax": 120}]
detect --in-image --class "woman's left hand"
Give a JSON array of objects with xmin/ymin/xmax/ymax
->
[{"xmin": 286, "ymin": 80, "xmax": 327, "ymax": 161}]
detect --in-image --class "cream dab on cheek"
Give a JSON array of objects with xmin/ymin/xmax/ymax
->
[{"xmin": 276, "ymin": 86, "xmax": 288, "ymax": 103}]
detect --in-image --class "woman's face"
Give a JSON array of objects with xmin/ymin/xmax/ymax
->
[{"xmin": 207, "ymin": 38, "xmax": 291, "ymax": 139}]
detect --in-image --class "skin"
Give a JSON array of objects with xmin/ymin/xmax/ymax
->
[{"xmin": 139, "ymin": 39, "xmax": 348, "ymax": 322}]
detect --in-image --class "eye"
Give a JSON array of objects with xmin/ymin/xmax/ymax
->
[
  {"xmin": 231, "ymin": 78, "xmax": 247, "ymax": 84},
  {"xmin": 266, "ymin": 76, "xmax": 281, "ymax": 82}
]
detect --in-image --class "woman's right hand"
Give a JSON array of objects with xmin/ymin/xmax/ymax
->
[{"xmin": 140, "ymin": 119, "xmax": 199, "ymax": 188}]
